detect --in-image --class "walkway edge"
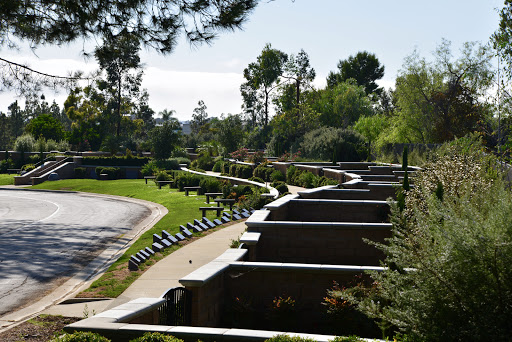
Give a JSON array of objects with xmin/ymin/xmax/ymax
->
[{"xmin": 0, "ymin": 189, "xmax": 167, "ymax": 333}]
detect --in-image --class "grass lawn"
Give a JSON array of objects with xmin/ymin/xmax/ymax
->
[
  {"xmin": 0, "ymin": 173, "xmax": 14, "ymax": 185},
  {"xmin": 30, "ymin": 179, "xmax": 233, "ymax": 298}
]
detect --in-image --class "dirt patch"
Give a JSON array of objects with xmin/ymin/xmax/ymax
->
[{"xmin": 0, "ymin": 315, "xmax": 81, "ymax": 342}]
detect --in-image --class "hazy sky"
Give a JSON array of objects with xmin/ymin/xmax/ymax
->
[{"xmin": 0, "ymin": 0, "xmax": 505, "ymax": 121}]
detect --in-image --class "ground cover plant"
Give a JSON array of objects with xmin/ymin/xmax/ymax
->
[{"xmin": 30, "ymin": 179, "xmax": 235, "ymax": 298}]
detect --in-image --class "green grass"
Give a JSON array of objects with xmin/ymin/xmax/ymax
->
[
  {"xmin": 30, "ymin": 179, "xmax": 231, "ymax": 297},
  {"xmin": 0, "ymin": 174, "xmax": 14, "ymax": 185}
]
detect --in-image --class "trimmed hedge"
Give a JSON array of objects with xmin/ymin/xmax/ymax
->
[
  {"xmin": 83, "ymin": 156, "xmax": 151, "ymax": 167},
  {"xmin": 95, "ymin": 166, "xmax": 121, "ymax": 180}
]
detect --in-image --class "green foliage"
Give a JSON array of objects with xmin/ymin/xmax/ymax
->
[
  {"xmin": 301, "ymin": 127, "xmax": 368, "ymax": 162},
  {"xmin": 74, "ymin": 167, "xmax": 87, "ymax": 179},
  {"xmin": 0, "ymin": 158, "xmax": 13, "ymax": 173},
  {"xmin": 248, "ymin": 150, "xmax": 266, "ymax": 164},
  {"xmin": 248, "ymin": 176, "xmax": 264, "ymax": 183},
  {"xmin": 21, "ymin": 163, "xmax": 35, "ymax": 172},
  {"xmin": 253, "ymin": 164, "xmax": 274, "ymax": 182},
  {"xmin": 13, "ymin": 134, "xmax": 35, "ymax": 153},
  {"xmin": 216, "ymin": 114, "xmax": 245, "ymax": 154},
  {"xmin": 270, "ymin": 170, "xmax": 285, "ymax": 182},
  {"xmin": 95, "ymin": 166, "xmax": 121, "ymax": 180},
  {"xmin": 327, "ymin": 51, "xmax": 385, "ymax": 96},
  {"xmin": 272, "ymin": 181, "xmax": 288, "ymax": 194},
  {"xmin": 344, "ymin": 143, "xmax": 512, "ymax": 341},
  {"xmin": 329, "ymin": 336, "xmax": 365, "ymax": 342},
  {"xmin": 212, "ymin": 160, "xmax": 224, "ymax": 172},
  {"xmin": 25, "ymin": 114, "xmax": 65, "ymax": 141},
  {"xmin": 235, "ymin": 185, "xmax": 272, "ymax": 210},
  {"xmin": 199, "ymin": 177, "xmax": 223, "ymax": 193},
  {"xmin": 150, "ymin": 121, "xmax": 182, "ymax": 160},
  {"xmin": 190, "ymin": 154, "xmax": 214, "ymax": 171},
  {"xmin": 129, "ymin": 332, "xmax": 183, "ymax": 342},
  {"xmin": 174, "ymin": 173, "xmax": 203, "ymax": 191},
  {"xmin": 228, "ymin": 163, "xmax": 253, "ymax": 179},
  {"xmin": 264, "ymin": 335, "xmax": 317, "ymax": 342},
  {"xmin": 155, "ymin": 170, "xmax": 172, "ymax": 182},
  {"xmin": 52, "ymin": 331, "xmax": 110, "ymax": 342}
]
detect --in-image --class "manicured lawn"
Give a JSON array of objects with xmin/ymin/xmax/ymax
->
[
  {"xmin": 30, "ymin": 179, "xmax": 230, "ymax": 297},
  {"xmin": 0, "ymin": 174, "xmax": 14, "ymax": 185}
]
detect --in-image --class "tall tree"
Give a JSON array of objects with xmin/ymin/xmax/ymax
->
[
  {"xmin": 94, "ymin": 31, "xmax": 143, "ymax": 137},
  {"xmin": 0, "ymin": 0, "xmax": 259, "ymax": 94},
  {"xmin": 327, "ymin": 51, "xmax": 385, "ymax": 96},
  {"xmin": 282, "ymin": 49, "xmax": 316, "ymax": 107},
  {"xmin": 241, "ymin": 43, "xmax": 288, "ymax": 126},
  {"xmin": 191, "ymin": 100, "xmax": 208, "ymax": 134},
  {"xmin": 388, "ymin": 40, "xmax": 493, "ymax": 144}
]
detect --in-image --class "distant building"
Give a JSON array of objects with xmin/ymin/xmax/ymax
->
[{"xmin": 181, "ymin": 121, "xmax": 191, "ymax": 135}]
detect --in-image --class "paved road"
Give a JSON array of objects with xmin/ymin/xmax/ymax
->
[{"xmin": 0, "ymin": 189, "xmax": 150, "ymax": 316}]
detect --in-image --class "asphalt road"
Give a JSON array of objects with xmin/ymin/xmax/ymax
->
[{"xmin": 0, "ymin": 189, "xmax": 150, "ymax": 316}]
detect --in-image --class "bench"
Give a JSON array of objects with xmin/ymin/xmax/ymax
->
[
  {"xmin": 199, "ymin": 206, "xmax": 224, "ymax": 217},
  {"xmin": 7, "ymin": 168, "xmax": 21, "ymax": 175},
  {"xmin": 204, "ymin": 192, "xmax": 223, "ymax": 204},
  {"xmin": 156, "ymin": 180, "xmax": 174, "ymax": 189},
  {"xmin": 144, "ymin": 176, "xmax": 156, "ymax": 184},
  {"xmin": 214, "ymin": 198, "xmax": 235, "ymax": 211},
  {"xmin": 184, "ymin": 186, "xmax": 202, "ymax": 196}
]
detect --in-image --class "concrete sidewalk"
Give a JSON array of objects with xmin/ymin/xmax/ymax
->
[{"xmin": 43, "ymin": 220, "xmax": 247, "ymax": 317}]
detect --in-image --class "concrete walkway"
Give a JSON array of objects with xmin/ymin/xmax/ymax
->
[{"xmin": 43, "ymin": 220, "xmax": 247, "ymax": 317}]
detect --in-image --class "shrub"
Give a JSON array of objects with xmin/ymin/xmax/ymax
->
[
  {"xmin": 230, "ymin": 147, "xmax": 249, "ymax": 161},
  {"xmin": 13, "ymin": 134, "xmax": 35, "ymax": 153},
  {"xmin": 236, "ymin": 164, "xmax": 253, "ymax": 179},
  {"xmin": 249, "ymin": 176, "xmax": 265, "ymax": 183},
  {"xmin": 191, "ymin": 154, "xmax": 214, "ymax": 171},
  {"xmin": 229, "ymin": 163, "xmax": 238, "ymax": 177},
  {"xmin": 0, "ymin": 159, "xmax": 13, "ymax": 173},
  {"xmin": 212, "ymin": 160, "xmax": 224, "ymax": 172},
  {"xmin": 270, "ymin": 170, "xmax": 285, "ymax": 182},
  {"xmin": 155, "ymin": 170, "xmax": 172, "ymax": 182},
  {"xmin": 174, "ymin": 173, "xmax": 202, "ymax": 191},
  {"xmin": 129, "ymin": 332, "xmax": 183, "ymax": 342},
  {"xmin": 272, "ymin": 181, "xmax": 288, "ymax": 194},
  {"xmin": 21, "ymin": 164, "xmax": 35, "ymax": 172},
  {"xmin": 95, "ymin": 167, "xmax": 121, "ymax": 180},
  {"xmin": 236, "ymin": 186, "xmax": 272, "ymax": 210},
  {"xmin": 342, "ymin": 140, "xmax": 512, "ymax": 341},
  {"xmin": 52, "ymin": 331, "xmax": 110, "ymax": 342},
  {"xmin": 141, "ymin": 161, "xmax": 160, "ymax": 176},
  {"xmin": 253, "ymin": 164, "xmax": 274, "ymax": 181},
  {"xmin": 298, "ymin": 171, "xmax": 315, "ymax": 188},
  {"xmin": 286, "ymin": 165, "xmax": 298, "ymax": 184},
  {"xmin": 301, "ymin": 127, "xmax": 367, "ymax": 162},
  {"xmin": 74, "ymin": 167, "xmax": 87, "ymax": 179},
  {"xmin": 199, "ymin": 177, "xmax": 222, "ymax": 193},
  {"xmin": 248, "ymin": 150, "xmax": 266, "ymax": 164}
]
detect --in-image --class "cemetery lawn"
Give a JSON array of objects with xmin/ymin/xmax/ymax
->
[
  {"xmin": 0, "ymin": 174, "xmax": 14, "ymax": 185},
  {"xmin": 30, "ymin": 179, "xmax": 229, "ymax": 298}
]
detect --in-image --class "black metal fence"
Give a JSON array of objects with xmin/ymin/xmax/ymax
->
[{"xmin": 159, "ymin": 287, "xmax": 192, "ymax": 326}]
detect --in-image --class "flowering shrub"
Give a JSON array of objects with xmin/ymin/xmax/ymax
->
[
  {"xmin": 249, "ymin": 150, "xmax": 266, "ymax": 164},
  {"xmin": 230, "ymin": 147, "xmax": 249, "ymax": 161},
  {"xmin": 277, "ymin": 150, "xmax": 301, "ymax": 162}
]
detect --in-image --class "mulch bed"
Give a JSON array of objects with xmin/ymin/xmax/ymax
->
[{"xmin": 0, "ymin": 315, "xmax": 81, "ymax": 342}]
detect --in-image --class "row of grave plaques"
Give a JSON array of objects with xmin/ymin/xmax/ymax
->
[{"xmin": 129, "ymin": 208, "xmax": 254, "ymax": 270}]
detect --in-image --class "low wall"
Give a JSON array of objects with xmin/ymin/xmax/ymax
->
[
  {"xmin": 298, "ymin": 186, "xmax": 397, "ymax": 201},
  {"xmin": 245, "ymin": 209, "xmax": 390, "ymax": 265},
  {"xmin": 266, "ymin": 198, "xmax": 390, "ymax": 223}
]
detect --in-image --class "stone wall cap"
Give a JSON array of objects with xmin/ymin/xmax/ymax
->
[
  {"xmin": 179, "ymin": 261, "xmax": 229, "ymax": 287},
  {"xmin": 240, "ymin": 232, "xmax": 261, "ymax": 245}
]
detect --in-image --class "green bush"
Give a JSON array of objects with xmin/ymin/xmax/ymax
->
[
  {"xmin": 329, "ymin": 337, "xmax": 364, "ymax": 342},
  {"xmin": 253, "ymin": 164, "xmax": 274, "ymax": 181},
  {"xmin": 28, "ymin": 154, "xmax": 41, "ymax": 164},
  {"xmin": 74, "ymin": 167, "xmax": 87, "ymax": 179},
  {"xmin": 52, "ymin": 331, "xmax": 111, "ymax": 342},
  {"xmin": 342, "ymin": 140, "xmax": 512, "ymax": 341},
  {"xmin": 155, "ymin": 170, "xmax": 172, "ymax": 182},
  {"xmin": 286, "ymin": 165, "xmax": 298, "ymax": 184},
  {"xmin": 199, "ymin": 177, "xmax": 222, "ymax": 193},
  {"xmin": 174, "ymin": 173, "xmax": 202, "ymax": 191},
  {"xmin": 272, "ymin": 181, "xmax": 289, "ymax": 194},
  {"xmin": 141, "ymin": 161, "xmax": 160, "ymax": 176},
  {"xmin": 264, "ymin": 334, "xmax": 317, "ymax": 342},
  {"xmin": 249, "ymin": 176, "xmax": 265, "ymax": 183},
  {"xmin": 95, "ymin": 167, "xmax": 121, "ymax": 180},
  {"xmin": 191, "ymin": 154, "xmax": 214, "ymax": 171},
  {"xmin": 301, "ymin": 127, "xmax": 367, "ymax": 162},
  {"xmin": 212, "ymin": 160, "xmax": 224, "ymax": 172},
  {"xmin": 21, "ymin": 164, "xmax": 35, "ymax": 172},
  {"xmin": 236, "ymin": 164, "xmax": 253, "ymax": 179},
  {"xmin": 270, "ymin": 170, "xmax": 285, "ymax": 182},
  {"xmin": 129, "ymin": 332, "xmax": 183, "ymax": 342},
  {"xmin": 0, "ymin": 159, "xmax": 13, "ymax": 173},
  {"xmin": 236, "ymin": 186, "xmax": 272, "ymax": 210},
  {"xmin": 13, "ymin": 134, "xmax": 36, "ymax": 153}
]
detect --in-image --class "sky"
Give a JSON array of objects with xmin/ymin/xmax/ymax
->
[{"xmin": 0, "ymin": 0, "xmax": 506, "ymax": 121}]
